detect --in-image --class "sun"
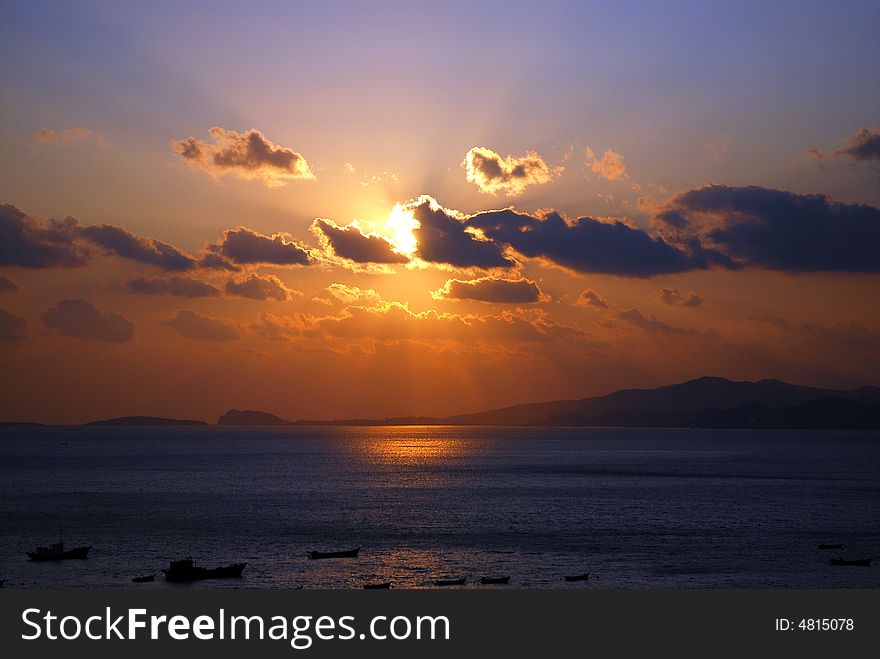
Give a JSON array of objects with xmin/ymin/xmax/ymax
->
[{"xmin": 383, "ymin": 203, "xmax": 420, "ymax": 256}]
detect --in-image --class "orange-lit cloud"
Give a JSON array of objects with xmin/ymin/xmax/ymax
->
[
  {"xmin": 464, "ymin": 146, "xmax": 558, "ymax": 196},
  {"xmin": 659, "ymin": 288, "xmax": 704, "ymax": 308},
  {"xmin": 325, "ymin": 283, "xmax": 382, "ymax": 305},
  {"xmin": 164, "ymin": 310, "xmax": 240, "ymax": 341},
  {"xmin": 125, "ymin": 276, "xmax": 221, "ymax": 298},
  {"xmin": 576, "ymin": 289, "xmax": 609, "ymax": 310},
  {"xmin": 225, "ymin": 273, "xmax": 295, "ymax": 301},
  {"xmin": 41, "ymin": 299, "xmax": 134, "ymax": 342},
  {"xmin": 585, "ymin": 147, "xmax": 627, "ymax": 180},
  {"xmin": 0, "ymin": 308, "xmax": 26, "ymax": 342},
  {"xmin": 172, "ymin": 127, "xmax": 314, "ymax": 187},
  {"xmin": 432, "ymin": 276, "xmax": 544, "ymax": 303},
  {"xmin": 210, "ymin": 227, "xmax": 311, "ymax": 266},
  {"xmin": 310, "ymin": 218, "xmax": 408, "ymax": 264},
  {"xmin": 31, "ymin": 127, "xmax": 108, "ymax": 147}
]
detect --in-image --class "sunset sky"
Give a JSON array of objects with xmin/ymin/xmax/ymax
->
[{"xmin": 1, "ymin": 1, "xmax": 879, "ymax": 424}]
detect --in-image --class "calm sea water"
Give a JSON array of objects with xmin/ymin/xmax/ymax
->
[{"xmin": 0, "ymin": 425, "xmax": 878, "ymax": 589}]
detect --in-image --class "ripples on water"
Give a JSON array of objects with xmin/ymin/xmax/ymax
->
[{"xmin": 0, "ymin": 426, "xmax": 878, "ymax": 589}]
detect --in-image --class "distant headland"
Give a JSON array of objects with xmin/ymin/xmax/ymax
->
[{"xmin": 3, "ymin": 377, "xmax": 879, "ymax": 430}]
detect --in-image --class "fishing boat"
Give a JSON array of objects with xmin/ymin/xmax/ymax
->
[
  {"xmin": 307, "ymin": 547, "xmax": 360, "ymax": 560},
  {"xmin": 563, "ymin": 573, "xmax": 590, "ymax": 582},
  {"xmin": 162, "ymin": 558, "xmax": 247, "ymax": 582},
  {"xmin": 27, "ymin": 533, "xmax": 91, "ymax": 561},
  {"xmin": 480, "ymin": 576, "xmax": 510, "ymax": 585},
  {"xmin": 131, "ymin": 574, "xmax": 156, "ymax": 583},
  {"xmin": 829, "ymin": 558, "xmax": 872, "ymax": 567},
  {"xmin": 434, "ymin": 577, "xmax": 467, "ymax": 586},
  {"xmin": 363, "ymin": 582, "xmax": 391, "ymax": 589},
  {"xmin": 817, "ymin": 543, "xmax": 845, "ymax": 550}
]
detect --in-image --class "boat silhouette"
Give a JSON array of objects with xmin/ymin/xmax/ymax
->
[
  {"xmin": 307, "ymin": 547, "xmax": 360, "ymax": 559},
  {"xmin": 162, "ymin": 558, "xmax": 247, "ymax": 582},
  {"xmin": 363, "ymin": 582, "xmax": 391, "ymax": 589},
  {"xmin": 27, "ymin": 533, "xmax": 91, "ymax": 561},
  {"xmin": 480, "ymin": 576, "xmax": 510, "ymax": 585},
  {"xmin": 829, "ymin": 557, "xmax": 872, "ymax": 567},
  {"xmin": 131, "ymin": 574, "xmax": 156, "ymax": 583},
  {"xmin": 434, "ymin": 577, "xmax": 467, "ymax": 586},
  {"xmin": 563, "ymin": 572, "xmax": 590, "ymax": 582}
]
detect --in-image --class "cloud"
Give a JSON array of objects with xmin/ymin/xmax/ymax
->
[
  {"xmin": 164, "ymin": 310, "xmax": 240, "ymax": 341},
  {"xmin": 31, "ymin": 128, "xmax": 108, "ymax": 147},
  {"xmin": 432, "ymin": 277, "xmax": 544, "ymax": 303},
  {"xmin": 79, "ymin": 224, "xmax": 197, "ymax": 271},
  {"xmin": 41, "ymin": 299, "xmax": 134, "ymax": 342},
  {"xmin": 576, "ymin": 289, "xmax": 609, "ymax": 310},
  {"xmin": 585, "ymin": 147, "xmax": 627, "ymax": 180},
  {"xmin": 225, "ymin": 274, "xmax": 293, "ymax": 301},
  {"xmin": 325, "ymin": 283, "xmax": 382, "ymax": 305},
  {"xmin": 172, "ymin": 127, "xmax": 314, "ymax": 187},
  {"xmin": 406, "ymin": 196, "xmax": 516, "ymax": 269},
  {"xmin": 615, "ymin": 308, "xmax": 715, "ymax": 337},
  {"xmin": 659, "ymin": 288, "xmax": 704, "ymax": 308},
  {"xmin": 0, "ymin": 308, "xmax": 26, "ymax": 342},
  {"xmin": 316, "ymin": 301, "xmax": 583, "ymax": 343},
  {"xmin": 749, "ymin": 314, "xmax": 880, "ymax": 352},
  {"xmin": 468, "ymin": 207, "xmax": 710, "ymax": 276},
  {"xmin": 310, "ymin": 218, "xmax": 408, "ymax": 264},
  {"xmin": 125, "ymin": 276, "xmax": 221, "ymax": 298},
  {"xmin": 0, "ymin": 274, "xmax": 17, "ymax": 292},
  {"xmin": 464, "ymin": 146, "xmax": 557, "ymax": 196},
  {"xmin": 0, "ymin": 203, "xmax": 201, "ymax": 272},
  {"xmin": 211, "ymin": 227, "xmax": 311, "ymax": 266},
  {"xmin": 810, "ymin": 127, "xmax": 880, "ymax": 163},
  {"xmin": 653, "ymin": 185, "xmax": 880, "ymax": 272},
  {"xmin": 0, "ymin": 204, "xmax": 89, "ymax": 268}
]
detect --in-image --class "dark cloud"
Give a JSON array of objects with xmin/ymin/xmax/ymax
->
[
  {"xmin": 616, "ymin": 308, "xmax": 715, "ymax": 337},
  {"xmin": 0, "ymin": 308, "xmax": 26, "ymax": 342},
  {"xmin": 812, "ymin": 127, "xmax": 880, "ymax": 162},
  {"xmin": 576, "ymin": 289, "xmax": 609, "ymax": 310},
  {"xmin": 0, "ymin": 274, "xmax": 17, "ymax": 292},
  {"xmin": 164, "ymin": 310, "xmax": 240, "ymax": 341},
  {"xmin": 468, "ymin": 208, "xmax": 709, "ymax": 276},
  {"xmin": 198, "ymin": 252, "xmax": 241, "ymax": 272},
  {"xmin": 464, "ymin": 146, "xmax": 556, "ymax": 196},
  {"xmin": 432, "ymin": 277, "xmax": 544, "ymax": 303},
  {"xmin": 125, "ymin": 276, "xmax": 221, "ymax": 298},
  {"xmin": 311, "ymin": 218, "xmax": 408, "ymax": 264},
  {"xmin": 172, "ymin": 127, "xmax": 314, "ymax": 187},
  {"xmin": 41, "ymin": 299, "xmax": 134, "ymax": 342},
  {"xmin": 659, "ymin": 288, "xmax": 704, "ymax": 308},
  {"xmin": 407, "ymin": 196, "xmax": 515, "ymax": 269},
  {"xmin": 212, "ymin": 227, "xmax": 311, "ymax": 266},
  {"xmin": 1, "ymin": 203, "xmax": 202, "ymax": 272},
  {"xmin": 225, "ymin": 274, "xmax": 293, "ymax": 301},
  {"xmin": 654, "ymin": 185, "xmax": 880, "ymax": 272},
  {"xmin": 0, "ymin": 204, "xmax": 89, "ymax": 268},
  {"xmin": 79, "ymin": 224, "xmax": 197, "ymax": 271}
]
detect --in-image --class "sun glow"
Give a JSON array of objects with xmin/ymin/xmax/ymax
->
[{"xmin": 383, "ymin": 203, "xmax": 420, "ymax": 256}]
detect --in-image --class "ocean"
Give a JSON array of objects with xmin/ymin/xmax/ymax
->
[{"xmin": 1, "ymin": 425, "xmax": 878, "ymax": 589}]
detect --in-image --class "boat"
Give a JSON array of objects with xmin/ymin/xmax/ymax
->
[
  {"xmin": 131, "ymin": 574, "xmax": 156, "ymax": 583},
  {"xmin": 0, "ymin": 579, "xmax": 4, "ymax": 588},
  {"xmin": 480, "ymin": 576, "xmax": 510, "ymax": 585},
  {"xmin": 563, "ymin": 573, "xmax": 590, "ymax": 582},
  {"xmin": 27, "ymin": 534, "xmax": 91, "ymax": 561},
  {"xmin": 434, "ymin": 577, "xmax": 467, "ymax": 586},
  {"xmin": 817, "ymin": 543, "xmax": 845, "ymax": 550},
  {"xmin": 162, "ymin": 558, "xmax": 247, "ymax": 582},
  {"xmin": 829, "ymin": 558, "xmax": 872, "ymax": 567},
  {"xmin": 363, "ymin": 582, "xmax": 391, "ymax": 589},
  {"xmin": 307, "ymin": 547, "xmax": 360, "ymax": 560}
]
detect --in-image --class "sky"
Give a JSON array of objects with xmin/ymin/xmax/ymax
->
[{"xmin": 1, "ymin": 0, "xmax": 878, "ymax": 423}]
